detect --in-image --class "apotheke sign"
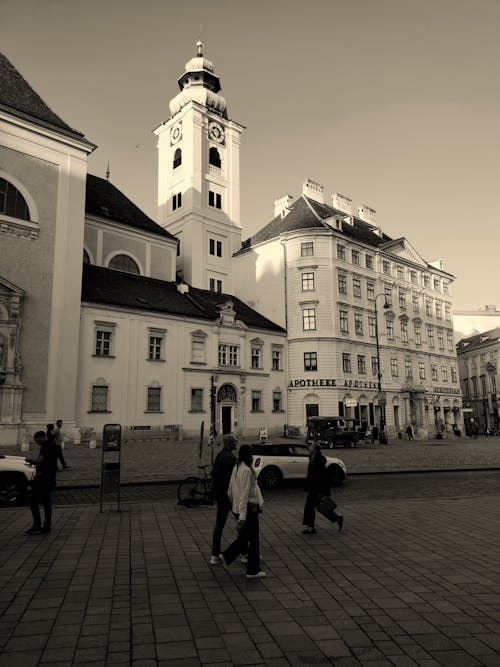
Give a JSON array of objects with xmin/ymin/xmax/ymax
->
[{"xmin": 288, "ymin": 378, "xmax": 379, "ymax": 389}]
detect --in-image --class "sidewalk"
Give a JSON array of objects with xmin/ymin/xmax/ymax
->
[
  {"xmin": 6, "ymin": 436, "xmax": 500, "ymax": 489},
  {"xmin": 1, "ymin": 488, "xmax": 499, "ymax": 665}
]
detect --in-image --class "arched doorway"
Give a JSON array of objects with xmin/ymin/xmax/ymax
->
[{"xmin": 217, "ymin": 384, "xmax": 238, "ymax": 434}]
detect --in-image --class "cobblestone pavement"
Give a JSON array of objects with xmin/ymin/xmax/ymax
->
[
  {"xmin": 3, "ymin": 436, "xmax": 500, "ymax": 489},
  {"xmin": 1, "ymin": 489, "xmax": 500, "ymax": 666}
]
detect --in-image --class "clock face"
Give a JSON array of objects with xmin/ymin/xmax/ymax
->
[
  {"xmin": 208, "ymin": 122, "xmax": 225, "ymax": 144},
  {"xmin": 170, "ymin": 124, "xmax": 182, "ymax": 145}
]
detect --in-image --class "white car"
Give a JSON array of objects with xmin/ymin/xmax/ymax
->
[
  {"xmin": 251, "ymin": 443, "xmax": 347, "ymax": 489},
  {"xmin": 0, "ymin": 454, "xmax": 35, "ymax": 505}
]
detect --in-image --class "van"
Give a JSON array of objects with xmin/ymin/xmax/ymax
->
[{"xmin": 306, "ymin": 416, "xmax": 363, "ymax": 448}]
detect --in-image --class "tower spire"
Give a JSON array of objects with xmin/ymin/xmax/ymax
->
[{"xmin": 105, "ymin": 161, "xmax": 110, "ymax": 181}]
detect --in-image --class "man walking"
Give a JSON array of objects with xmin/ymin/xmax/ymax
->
[
  {"xmin": 209, "ymin": 434, "xmax": 237, "ymax": 564},
  {"xmin": 25, "ymin": 431, "xmax": 58, "ymax": 534},
  {"xmin": 54, "ymin": 419, "xmax": 70, "ymax": 470}
]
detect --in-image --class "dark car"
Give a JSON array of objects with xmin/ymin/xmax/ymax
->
[{"xmin": 306, "ymin": 416, "xmax": 363, "ymax": 448}]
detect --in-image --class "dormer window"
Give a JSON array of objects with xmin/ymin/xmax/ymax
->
[{"xmin": 173, "ymin": 148, "xmax": 182, "ymax": 169}]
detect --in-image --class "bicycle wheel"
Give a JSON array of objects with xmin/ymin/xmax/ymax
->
[{"xmin": 177, "ymin": 477, "xmax": 207, "ymax": 506}]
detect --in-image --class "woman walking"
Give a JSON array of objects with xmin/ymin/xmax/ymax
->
[
  {"xmin": 302, "ymin": 442, "xmax": 343, "ymax": 534},
  {"xmin": 219, "ymin": 444, "xmax": 266, "ymax": 579}
]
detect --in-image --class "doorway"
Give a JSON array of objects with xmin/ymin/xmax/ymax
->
[{"xmin": 221, "ymin": 406, "xmax": 232, "ymax": 434}]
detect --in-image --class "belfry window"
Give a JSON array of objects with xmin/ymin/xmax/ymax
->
[
  {"xmin": 173, "ymin": 148, "xmax": 182, "ymax": 169},
  {"xmin": 108, "ymin": 254, "xmax": 140, "ymax": 275},
  {"xmin": 0, "ymin": 177, "xmax": 30, "ymax": 220},
  {"xmin": 209, "ymin": 147, "xmax": 221, "ymax": 168}
]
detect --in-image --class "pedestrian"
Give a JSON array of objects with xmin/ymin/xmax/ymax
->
[
  {"xmin": 25, "ymin": 431, "xmax": 58, "ymax": 534},
  {"xmin": 209, "ymin": 433, "xmax": 238, "ymax": 565},
  {"xmin": 406, "ymin": 424, "xmax": 414, "ymax": 441},
  {"xmin": 302, "ymin": 442, "xmax": 343, "ymax": 534},
  {"xmin": 219, "ymin": 444, "xmax": 266, "ymax": 579},
  {"xmin": 54, "ymin": 419, "xmax": 70, "ymax": 470}
]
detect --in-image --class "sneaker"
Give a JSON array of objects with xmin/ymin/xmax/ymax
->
[
  {"xmin": 240, "ymin": 555, "xmax": 248, "ymax": 564},
  {"xmin": 337, "ymin": 516, "xmax": 344, "ymax": 532},
  {"xmin": 302, "ymin": 527, "xmax": 316, "ymax": 534},
  {"xmin": 219, "ymin": 554, "xmax": 229, "ymax": 570},
  {"xmin": 25, "ymin": 526, "xmax": 41, "ymax": 535},
  {"xmin": 40, "ymin": 525, "xmax": 51, "ymax": 534},
  {"xmin": 209, "ymin": 555, "xmax": 220, "ymax": 565},
  {"xmin": 246, "ymin": 571, "xmax": 267, "ymax": 579}
]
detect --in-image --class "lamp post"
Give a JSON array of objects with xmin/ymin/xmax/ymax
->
[{"xmin": 374, "ymin": 293, "xmax": 390, "ymax": 444}]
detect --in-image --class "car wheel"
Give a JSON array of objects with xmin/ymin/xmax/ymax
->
[
  {"xmin": 328, "ymin": 465, "xmax": 345, "ymax": 487},
  {"xmin": 0, "ymin": 473, "xmax": 28, "ymax": 506},
  {"xmin": 258, "ymin": 466, "xmax": 283, "ymax": 489},
  {"xmin": 327, "ymin": 440, "xmax": 334, "ymax": 449}
]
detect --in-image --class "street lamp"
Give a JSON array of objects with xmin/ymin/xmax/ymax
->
[{"xmin": 374, "ymin": 293, "xmax": 390, "ymax": 444}]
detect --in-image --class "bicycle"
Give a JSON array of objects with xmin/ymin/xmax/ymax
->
[{"xmin": 177, "ymin": 464, "xmax": 213, "ymax": 506}]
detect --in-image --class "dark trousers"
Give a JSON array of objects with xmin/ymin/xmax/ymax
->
[
  {"xmin": 29, "ymin": 477, "xmax": 53, "ymax": 528},
  {"xmin": 222, "ymin": 510, "xmax": 260, "ymax": 575},
  {"xmin": 212, "ymin": 497, "xmax": 231, "ymax": 556},
  {"xmin": 303, "ymin": 491, "xmax": 339, "ymax": 527}
]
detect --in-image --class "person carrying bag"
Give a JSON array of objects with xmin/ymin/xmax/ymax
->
[
  {"xmin": 219, "ymin": 445, "xmax": 266, "ymax": 579},
  {"xmin": 302, "ymin": 442, "xmax": 343, "ymax": 534}
]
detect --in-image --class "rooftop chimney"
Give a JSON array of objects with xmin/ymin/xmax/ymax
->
[
  {"xmin": 357, "ymin": 204, "xmax": 376, "ymax": 224},
  {"xmin": 274, "ymin": 194, "xmax": 293, "ymax": 219},
  {"xmin": 332, "ymin": 192, "xmax": 352, "ymax": 215},
  {"xmin": 302, "ymin": 178, "xmax": 324, "ymax": 204}
]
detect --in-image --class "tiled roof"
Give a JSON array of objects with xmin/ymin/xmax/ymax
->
[
  {"xmin": 86, "ymin": 175, "xmax": 177, "ymax": 240},
  {"xmin": 236, "ymin": 195, "xmax": 392, "ymax": 255},
  {"xmin": 457, "ymin": 326, "xmax": 500, "ymax": 350},
  {"xmin": 0, "ymin": 52, "xmax": 89, "ymax": 143},
  {"xmin": 81, "ymin": 264, "xmax": 285, "ymax": 333}
]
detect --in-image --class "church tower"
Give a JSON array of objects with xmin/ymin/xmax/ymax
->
[{"xmin": 154, "ymin": 42, "xmax": 244, "ymax": 294}]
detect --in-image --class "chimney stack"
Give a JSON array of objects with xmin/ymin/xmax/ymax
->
[
  {"xmin": 332, "ymin": 192, "xmax": 352, "ymax": 215},
  {"xmin": 302, "ymin": 178, "xmax": 324, "ymax": 204},
  {"xmin": 357, "ymin": 204, "xmax": 376, "ymax": 224},
  {"xmin": 274, "ymin": 194, "xmax": 293, "ymax": 219}
]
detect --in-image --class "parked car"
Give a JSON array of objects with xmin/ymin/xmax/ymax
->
[
  {"xmin": 251, "ymin": 442, "xmax": 347, "ymax": 489},
  {"xmin": 306, "ymin": 416, "xmax": 364, "ymax": 448},
  {"xmin": 0, "ymin": 454, "xmax": 35, "ymax": 506}
]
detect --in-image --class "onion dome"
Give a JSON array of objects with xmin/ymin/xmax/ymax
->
[{"xmin": 169, "ymin": 42, "xmax": 228, "ymax": 118}]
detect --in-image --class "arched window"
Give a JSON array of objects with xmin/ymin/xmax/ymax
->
[
  {"xmin": 209, "ymin": 147, "xmax": 221, "ymax": 168},
  {"xmin": 83, "ymin": 249, "xmax": 91, "ymax": 264},
  {"xmin": 108, "ymin": 254, "xmax": 140, "ymax": 275},
  {"xmin": 0, "ymin": 177, "xmax": 30, "ymax": 220},
  {"xmin": 173, "ymin": 148, "xmax": 182, "ymax": 169}
]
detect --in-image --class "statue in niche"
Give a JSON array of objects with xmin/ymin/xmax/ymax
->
[
  {"xmin": 14, "ymin": 351, "xmax": 23, "ymax": 375},
  {"xmin": 0, "ymin": 335, "xmax": 7, "ymax": 370}
]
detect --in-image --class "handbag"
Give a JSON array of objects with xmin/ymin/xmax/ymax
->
[
  {"xmin": 247, "ymin": 502, "xmax": 262, "ymax": 514},
  {"xmin": 316, "ymin": 495, "xmax": 337, "ymax": 515}
]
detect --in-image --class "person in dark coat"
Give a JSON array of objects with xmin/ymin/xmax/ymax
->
[
  {"xmin": 302, "ymin": 442, "xmax": 343, "ymax": 534},
  {"xmin": 209, "ymin": 434, "xmax": 237, "ymax": 564},
  {"xmin": 25, "ymin": 431, "xmax": 58, "ymax": 534}
]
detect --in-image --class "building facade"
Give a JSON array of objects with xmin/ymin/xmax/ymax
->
[
  {"xmin": 234, "ymin": 181, "xmax": 464, "ymax": 438},
  {"xmin": 0, "ymin": 48, "xmax": 286, "ymax": 444},
  {"xmin": 456, "ymin": 328, "xmax": 500, "ymax": 435}
]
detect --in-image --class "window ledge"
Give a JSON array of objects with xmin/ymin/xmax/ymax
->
[
  {"xmin": 92, "ymin": 355, "xmax": 116, "ymax": 359},
  {"xmin": 188, "ymin": 410, "xmax": 206, "ymax": 414},
  {"xmin": 88, "ymin": 410, "xmax": 112, "ymax": 414},
  {"xmin": 0, "ymin": 213, "xmax": 39, "ymax": 239},
  {"xmin": 146, "ymin": 358, "xmax": 166, "ymax": 362},
  {"xmin": 190, "ymin": 361, "xmax": 207, "ymax": 365},
  {"xmin": 272, "ymin": 410, "xmax": 286, "ymax": 413},
  {"xmin": 144, "ymin": 410, "xmax": 165, "ymax": 414},
  {"xmin": 250, "ymin": 410, "xmax": 265, "ymax": 413},
  {"xmin": 271, "ymin": 368, "xmax": 283, "ymax": 372}
]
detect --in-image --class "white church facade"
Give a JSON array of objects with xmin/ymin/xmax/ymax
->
[{"xmin": 0, "ymin": 44, "xmax": 464, "ymax": 445}]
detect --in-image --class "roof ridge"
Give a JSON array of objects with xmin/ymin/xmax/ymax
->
[{"xmin": 302, "ymin": 194, "xmax": 327, "ymax": 224}]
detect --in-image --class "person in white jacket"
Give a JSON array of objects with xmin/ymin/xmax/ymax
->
[{"xmin": 219, "ymin": 444, "xmax": 266, "ymax": 579}]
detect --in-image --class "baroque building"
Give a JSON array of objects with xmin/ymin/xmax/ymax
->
[
  {"xmin": 456, "ymin": 328, "xmax": 500, "ymax": 434},
  {"xmin": 234, "ymin": 181, "xmax": 463, "ymax": 438}
]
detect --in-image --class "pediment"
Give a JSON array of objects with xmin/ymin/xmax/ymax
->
[{"xmin": 381, "ymin": 238, "xmax": 428, "ymax": 267}]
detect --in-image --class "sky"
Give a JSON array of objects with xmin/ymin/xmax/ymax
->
[{"xmin": 1, "ymin": 0, "xmax": 499, "ymax": 310}]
